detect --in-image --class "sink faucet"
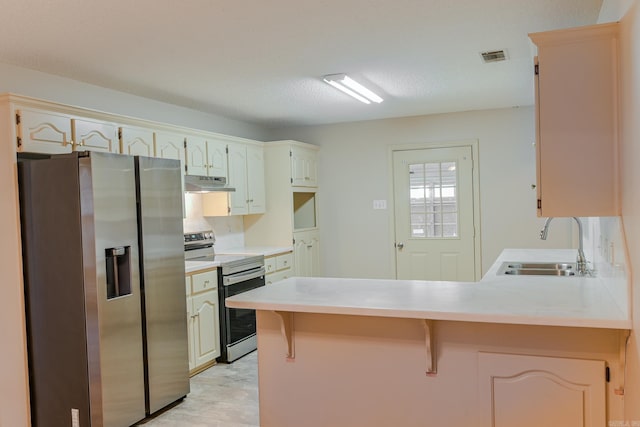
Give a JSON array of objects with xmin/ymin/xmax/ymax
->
[{"xmin": 539, "ymin": 217, "xmax": 588, "ymax": 275}]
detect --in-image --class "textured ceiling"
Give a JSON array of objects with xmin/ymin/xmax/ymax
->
[{"xmin": 0, "ymin": 0, "xmax": 603, "ymax": 127}]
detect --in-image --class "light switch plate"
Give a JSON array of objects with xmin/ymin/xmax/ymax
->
[{"xmin": 373, "ymin": 200, "xmax": 387, "ymax": 210}]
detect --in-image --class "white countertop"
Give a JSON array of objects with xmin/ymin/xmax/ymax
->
[
  {"xmin": 184, "ymin": 246, "xmax": 293, "ymax": 274},
  {"xmin": 225, "ymin": 249, "xmax": 631, "ymax": 330}
]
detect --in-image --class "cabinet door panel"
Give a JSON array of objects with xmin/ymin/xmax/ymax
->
[
  {"xmin": 73, "ymin": 118, "xmax": 119, "ymax": 153},
  {"xmin": 478, "ymin": 353, "xmax": 605, "ymax": 427},
  {"xmin": 294, "ymin": 231, "xmax": 320, "ymax": 277},
  {"xmin": 186, "ymin": 294, "xmax": 196, "ymax": 372},
  {"xmin": 227, "ymin": 143, "xmax": 249, "ymax": 215},
  {"xmin": 291, "ymin": 146, "xmax": 318, "ymax": 187},
  {"xmin": 120, "ymin": 126, "xmax": 154, "ymax": 157},
  {"xmin": 192, "ymin": 290, "xmax": 220, "ymax": 367},
  {"xmin": 247, "ymin": 144, "xmax": 265, "ymax": 214},
  {"xmin": 185, "ymin": 138, "xmax": 208, "ymax": 176},
  {"xmin": 17, "ymin": 108, "xmax": 73, "ymax": 154},
  {"xmin": 156, "ymin": 132, "xmax": 185, "ymax": 163},
  {"xmin": 206, "ymin": 139, "xmax": 228, "ymax": 178}
]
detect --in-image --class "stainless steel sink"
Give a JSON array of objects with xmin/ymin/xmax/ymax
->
[
  {"xmin": 503, "ymin": 269, "xmax": 576, "ymax": 276},
  {"xmin": 504, "ymin": 262, "xmax": 575, "ymax": 270},
  {"xmin": 497, "ymin": 261, "xmax": 578, "ymax": 277}
]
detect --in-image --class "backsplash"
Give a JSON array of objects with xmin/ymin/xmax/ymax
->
[
  {"xmin": 183, "ymin": 193, "xmax": 245, "ymax": 249},
  {"xmin": 583, "ymin": 216, "xmax": 629, "ymax": 317}
]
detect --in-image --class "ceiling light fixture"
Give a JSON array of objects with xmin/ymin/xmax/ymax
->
[{"xmin": 322, "ymin": 74, "xmax": 383, "ymax": 104}]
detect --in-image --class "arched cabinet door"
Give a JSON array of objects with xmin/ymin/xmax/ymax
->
[
  {"xmin": 478, "ymin": 352, "xmax": 606, "ymax": 427},
  {"xmin": 16, "ymin": 108, "xmax": 73, "ymax": 154}
]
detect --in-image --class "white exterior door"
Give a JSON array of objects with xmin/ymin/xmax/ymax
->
[{"xmin": 393, "ymin": 146, "xmax": 476, "ymax": 281}]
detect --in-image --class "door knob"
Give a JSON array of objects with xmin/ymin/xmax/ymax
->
[{"xmin": 397, "ymin": 242, "xmax": 404, "ymax": 250}]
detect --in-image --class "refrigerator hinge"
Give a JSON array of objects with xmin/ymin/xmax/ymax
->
[
  {"xmin": 15, "ymin": 113, "xmax": 20, "ymax": 125},
  {"xmin": 534, "ymin": 64, "xmax": 539, "ymax": 75}
]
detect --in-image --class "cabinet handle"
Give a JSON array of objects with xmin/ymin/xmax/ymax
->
[{"xmin": 307, "ymin": 244, "xmax": 313, "ymax": 248}]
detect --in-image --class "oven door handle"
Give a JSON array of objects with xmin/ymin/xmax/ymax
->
[{"xmin": 223, "ymin": 266, "xmax": 266, "ymax": 287}]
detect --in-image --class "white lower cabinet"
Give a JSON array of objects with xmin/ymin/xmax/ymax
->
[
  {"xmin": 294, "ymin": 230, "xmax": 320, "ymax": 277},
  {"xmin": 186, "ymin": 269, "xmax": 220, "ymax": 375},
  {"xmin": 265, "ymin": 252, "xmax": 293, "ymax": 285},
  {"xmin": 478, "ymin": 352, "xmax": 606, "ymax": 427}
]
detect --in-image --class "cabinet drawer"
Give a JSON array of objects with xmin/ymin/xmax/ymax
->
[
  {"xmin": 191, "ymin": 269, "xmax": 218, "ymax": 294},
  {"xmin": 276, "ymin": 253, "xmax": 293, "ymax": 271},
  {"xmin": 266, "ymin": 269, "xmax": 291, "ymax": 285},
  {"xmin": 265, "ymin": 256, "xmax": 277, "ymax": 274}
]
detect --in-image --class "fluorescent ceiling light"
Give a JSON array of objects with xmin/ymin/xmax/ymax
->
[{"xmin": 323, "ymin": 74, "xmax": 383, "ymax": 104}]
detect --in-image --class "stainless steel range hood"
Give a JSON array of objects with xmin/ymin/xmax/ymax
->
[{"xmin": 184, "ymin": 175, "xmax": 235, "ymax": 193}]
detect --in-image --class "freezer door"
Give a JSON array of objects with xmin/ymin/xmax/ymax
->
[
  {"xmin": 80, "ymin": 152, "xmax": 146, "ymax": 427},
  {"xmin": 136, "ymin": 156, "xmax": 190, "ymax": 414}
]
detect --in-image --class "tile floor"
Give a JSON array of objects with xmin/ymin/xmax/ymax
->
[{"xmin": 137, "ymin": 351, "xmax": 259, "ymax": 427}]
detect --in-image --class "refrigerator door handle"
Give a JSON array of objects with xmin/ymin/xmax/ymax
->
[{"xmin": 106, "ymin": 246, "xmax": 132, "ymax": 299}]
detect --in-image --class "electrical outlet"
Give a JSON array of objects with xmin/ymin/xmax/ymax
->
[
  {"xmin": 373, "ymin": 200, "xmax": 387, "ymax": 210},
  {"xmin": 71, "ymin": 408, "xmax": 79, "ymax": 427}
]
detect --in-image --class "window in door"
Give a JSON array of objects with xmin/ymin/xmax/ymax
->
[{"xmin": 409, "ymin": 161, "xmax": 459, "ymax": 238}]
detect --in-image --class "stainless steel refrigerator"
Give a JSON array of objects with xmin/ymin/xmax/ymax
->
[{"xmin": 18, "ymin": 152, "xmax": 189, "ymax": 427}]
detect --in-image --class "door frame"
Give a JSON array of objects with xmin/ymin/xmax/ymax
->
[{"xmin": 388, "ymin": 139, "xmax": 482, "ymax": 281}]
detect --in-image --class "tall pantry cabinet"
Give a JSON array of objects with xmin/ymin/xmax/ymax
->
[{"xmin": 244, "ymin": 140, "xmax": 321, "ymax": 277}]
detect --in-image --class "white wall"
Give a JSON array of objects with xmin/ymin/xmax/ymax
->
[
  {"xmin": 269, "ymin": 107, "xmax": 573, "ymax": 279},
  {"xmin": 0, "ymin": 62, "xmax": 269, "ymax": 140}
]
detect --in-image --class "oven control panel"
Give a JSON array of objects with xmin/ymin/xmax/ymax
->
[{"xmin": 184, "ymin": 231, "xmax": 215, "ymax": 243}]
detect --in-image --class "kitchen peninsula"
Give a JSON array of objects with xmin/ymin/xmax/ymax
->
[{"xmin": 227, "ymin": 249, "xmax": 630, "ymax": 427}]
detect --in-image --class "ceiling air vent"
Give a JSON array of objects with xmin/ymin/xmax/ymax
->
[{"xmin": 480, "ymin": 49, "xmax": 507, "ymax": 63}]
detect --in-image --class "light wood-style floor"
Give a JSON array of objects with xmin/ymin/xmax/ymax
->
[{"xmin": 137, "ymin": 351, "xmax": 259, "ymax": 427}]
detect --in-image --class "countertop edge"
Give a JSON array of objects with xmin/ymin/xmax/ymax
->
[{"xmin": 225, "ymin": 299, "xmax": 631, "ymax": 330}]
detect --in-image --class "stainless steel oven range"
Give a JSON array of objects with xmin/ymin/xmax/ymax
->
[{"xmin": 184, "ymin": 231, "xmax": 265, "ymax": 363}]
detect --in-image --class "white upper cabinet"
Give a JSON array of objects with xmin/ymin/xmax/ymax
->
[
  {"xmin": 530, "ymin": 22, "xmax": 619, "ymax": 217},
  {"xmin": 16, "ymin": 107, "xmax": 73, "ymax": 154},
  {"xmin": 155, "ymin": 131, "xmax": 185, "ymax": 163},
  {"xmin": 185, "ymin": 136, "xmax": 228, "ymax": 178},
  {"xmin": 72, "ymin": 118, "xmax": 119, "ymax": 153},
  {"xmin": 246, "ymin": 144, "xmax": 266, "ymax": 213},
  {"xmin": 120, "ymin": 125, "xmax": 154, "ymax": 157},
  {"xmin": 227, "ymin": 143, "xmax": 266, "ymax": 215},
  {"xmin": 291, "ymin": 145, "xmax": 318, "ymax": 187}
]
